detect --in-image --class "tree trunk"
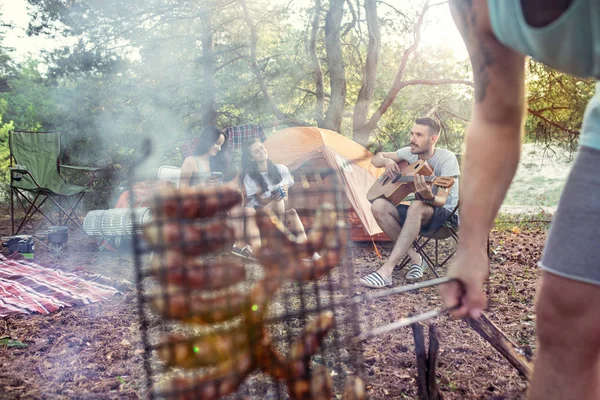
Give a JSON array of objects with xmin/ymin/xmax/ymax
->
[
  {"xmin": 352, "ymin": 0, "xmax": 380, "ymax": 142},
  {"xmin": 309, "ymin": 0, "xmax": 325, "ymax": 126},
  {"xmin": 200, "ymin": 7, "xmax": 216, "ymax": 127},
  {"xmin": 353, "ymin": 1, "xmax": 429, "ymax": 144},
  {"xmin": 240, "ymin": 0, "xmax": 287, "ymax": 120},
  {"xmin": 323, "ymin": 0, "xmax": 346, "ymax": 132}
]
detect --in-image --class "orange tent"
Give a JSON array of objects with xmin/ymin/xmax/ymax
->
[{"xmin": 264, "ymin": 127, "xmax": 389, "ymax": 241}]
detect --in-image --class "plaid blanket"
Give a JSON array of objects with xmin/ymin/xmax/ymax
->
[
  {"xmin": 180, "ymin": 124, "xmax": 267, "ymax": 159},
  {"xmin": 0, "ymin": 254, "xmax": 121, "ymax": 317}
]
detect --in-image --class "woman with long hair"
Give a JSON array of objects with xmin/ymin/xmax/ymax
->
[
  {"xmin": 179, "ymin": 126, "xmax": 228, "ymax": 188},
  {"xmin": 241, "ymin": 138, "xmax": 320, "ymax": 260}
]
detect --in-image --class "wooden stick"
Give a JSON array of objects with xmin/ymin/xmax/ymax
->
[
  {"xmin": 411, "ymin": 322, "xmax": 429, "ymax": 400},
  {"xmin": 426, "ymin": 324, "xmax": 442, "ymax": 400},
  {"xmin": 466, "ymin": 312, "xmax": 533, "ymax": 380}
]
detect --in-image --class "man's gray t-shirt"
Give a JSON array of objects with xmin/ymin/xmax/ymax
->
[{"xmin": 396, "ymin": 147, "xmax": 460, "ymax": 212}]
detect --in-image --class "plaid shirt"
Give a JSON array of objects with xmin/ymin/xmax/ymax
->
[
  {"xmin": 224, "ymin": 124, "xmax": 266, "ymax": 151},
  {"xmin": 180, "ymin": 124, "xmax": 266, "ymax": 158}
]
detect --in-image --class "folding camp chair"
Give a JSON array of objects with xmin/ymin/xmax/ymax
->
[
  {"xmin": 398, "ymin": 202, "xmax": 459, "ymax": 278},
  {"xmin": 9, "ymin": 130, "xmax": 104, "ymax": 235},
  {"xmin": 157, "ymin": 165, "xmax": 181, "ymax": 188}
]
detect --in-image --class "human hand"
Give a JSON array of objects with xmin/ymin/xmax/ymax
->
[
  {"xmin": 414, "ymin": 174, "xmax": 434, "ymax": 201},
  {"xmin": 205, "ymin": 171, "xmax": 224, "ymax": 186},
  {"xmin": 385, "ymin": 159, "xmax": 400, "ymax": 179},
  {"xmin": 206, "ymin": 176, "xmax": 221, "ymax": 186},
  {"xmin": 271, "ymin": 184, "xmax": 287, "ymax": 201},
  {"xmin": 439, "ymin": 247, "xmax": 489, "ymax": 319},
  {"xmin": 280, "ymin": 184, "xmax": 288, "ymax": 199}
]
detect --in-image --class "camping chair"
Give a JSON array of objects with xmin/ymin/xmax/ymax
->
[
  {"xmin": 398, "ymin": 202, "xmax": 459, "ymax": 278},
  {"xmin": 157, "ymin": 165, "xmax": 181, "ymax": 188},
  {"xmin": 9, "ymin": 130, "xmax": 105, "ymax": 235}
]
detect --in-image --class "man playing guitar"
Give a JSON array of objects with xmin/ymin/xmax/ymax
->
[{"xmin": 360, "ymin": 117, "xmax": 460, "ymax": 287}]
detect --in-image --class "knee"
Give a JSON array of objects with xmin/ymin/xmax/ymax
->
[
  {"xmin": 407, "ymin": 200, "xmax": 426, "ymax": 214},
  {"xmin": 371, "ymin": 199, "xmax": 390, "ymax": 221},
  {"xmin": 244, "ymin": 207, "xmax": 256, "ymax": 218},
  {"xmin": 273, "ymin": 199, "xmax": 285, "ymax": 211},
  {"xmin": 535, "ymin": 274, "xmax": 600, "ymax": 353},
  {"xmin": 285, "ymin": 208, "xmax": 298, "ymax": 218}
]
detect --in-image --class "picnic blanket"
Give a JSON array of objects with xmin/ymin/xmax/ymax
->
[{"xmin": 0, "ymin": 254, "xmax": 123, "ymax": 317}]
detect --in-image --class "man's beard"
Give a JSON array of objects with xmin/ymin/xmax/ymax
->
[{"xmin": 410, "ymin": 145, "xmax": 426, "ymax": 155}]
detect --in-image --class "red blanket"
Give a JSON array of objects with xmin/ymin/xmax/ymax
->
[{"xmin": 0, "ymin": 254, "xmax": 122, "ymax": 317}]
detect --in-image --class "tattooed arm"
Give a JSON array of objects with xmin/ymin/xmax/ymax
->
[{"xmin": 441, "ymin": 0, "xmax": 526, "ymax": 319}]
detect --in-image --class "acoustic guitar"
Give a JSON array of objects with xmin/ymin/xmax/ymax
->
[{"xmin": 367, "ymin": 160, "xmax": 455, "ymax": 206}]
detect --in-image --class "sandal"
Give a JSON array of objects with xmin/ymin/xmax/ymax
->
[
  {"xmin": 232, "ymin": 245, "xmax": 255, "ymax": 260},
  {"xmin": 406, "ymin": 257, "xmax": 427, "ymax": 281},
  {"xmin": 303, "ymin": 252, "xmax": 322, "ymax": 263},
  {"xmin": 359, "ymin": 272, "xmax": 393, "ymax": 288}
]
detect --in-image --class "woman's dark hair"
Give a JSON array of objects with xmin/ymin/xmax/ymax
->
[
  {"xmin": 241, "ymin": 138, "xmax": 282, "ymax": 193},
  {"xmin": 195, "ymin": 125, "xmax": 229, "ymax": 175}
]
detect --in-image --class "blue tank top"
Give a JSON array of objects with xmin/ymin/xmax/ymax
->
[{"xmin": 487, "ymin": 0, "xmax": 600, "ymax": 150}]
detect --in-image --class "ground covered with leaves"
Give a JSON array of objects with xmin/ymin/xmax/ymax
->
[{"xmin": 0, "ymin": 208, "xmax": 545, "ymax": 399}]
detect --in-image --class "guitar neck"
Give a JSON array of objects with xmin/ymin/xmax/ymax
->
[{"xmin": 395, "ymin": 175, "xmax": 436, "ymax": 183}]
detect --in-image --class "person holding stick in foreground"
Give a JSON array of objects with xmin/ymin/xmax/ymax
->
[{"xmin": 441, "ymin": 1, "xmax": 600, "ymax": 399}]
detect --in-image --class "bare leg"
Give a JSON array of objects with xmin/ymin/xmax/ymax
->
[
  {"xmin": 371, "ymin": 200, "xmax": 429, "ymax": 271},
  {"xmin": 231, "ymin": 205, "xmax": 261, "ymax": 250},
  {"xmin": 230, "ymin": 203, "xmax": 248, "ymax": 248},
  {"xmin": 371, "ymin": 201, "xmax": 433, "ymax": 280},
  {"xmin": 284, "ymin": 209, "xmax": 307, "ymax": 241},
  {"xmin": 263, "ymin": 198, "xmax": 285, "ymax": 219},
  {"xmin": 528, "ymin": 272, "xmax": 600, "ymax": 400},
  {"xmin": 243, "ymin": 207, "xmax": 261, "ymax": 250}
]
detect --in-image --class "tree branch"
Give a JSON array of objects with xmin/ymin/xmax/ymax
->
[
  {"xmin": 239, "ymin": 0, "xmax": 287, "ymax": 120},
  {"xmin": 352, "ymin": 0, "xmax": 380, "ymax": 140},
  {"xmin": 401, "ymin": 78, "xmax": 473, "ymax": 87},
  {"xmin": 342, "ymin": 0, "xmax": 357, "ymax": 37},
  {"xmin": 309, "ymin": 0, "xmax": 325, "ymax": 125},
  {"xmin": 357, "ymin": 0, "xmax": 430, "ymax": 139},
  {"xmin": 527, "ymin": 108, "xmax": 579, "ymax": 135}
]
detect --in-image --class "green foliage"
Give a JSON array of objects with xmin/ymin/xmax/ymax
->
[
  {"xmin": 0, "ymin": 60, "xmax": 53, "ymax": 131},
  {"xmin": 525, "ymin": 60, "xmax": 595, "ymax": 150},
  {"xmin": 0, "ymin": 98, "xmax": 15, "ymax": 188},
  {"xmin": 0, "ymin": 0, "xmax": 585, "ymax": 213}
]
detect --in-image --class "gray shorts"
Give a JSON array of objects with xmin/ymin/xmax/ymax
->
[{"xmin": 540, "ymin": 146, "xmax": 600, "ymax": 286}]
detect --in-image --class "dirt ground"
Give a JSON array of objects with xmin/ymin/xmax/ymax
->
[{"xmin": 0, "ymin": 206, "xmax": 545, "ymax": 399}]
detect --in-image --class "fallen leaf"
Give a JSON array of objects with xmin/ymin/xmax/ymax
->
[{"xmin": 0, "ymin": 337, "xmax": 28, "ymax": 349}]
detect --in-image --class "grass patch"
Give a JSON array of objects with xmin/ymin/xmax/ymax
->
[{"xmin": 494, "ymin": 210, "xmax": 552, "ymax": 232}]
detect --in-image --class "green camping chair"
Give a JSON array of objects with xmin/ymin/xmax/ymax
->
[{"xmin": 9, "ymin": 130, "xmax": 104, "ymax": 235}]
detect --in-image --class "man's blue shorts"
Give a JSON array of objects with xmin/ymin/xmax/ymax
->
[{"xmin": 396, "ymin": 204, "xmax": 459, "ymax": 236}]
